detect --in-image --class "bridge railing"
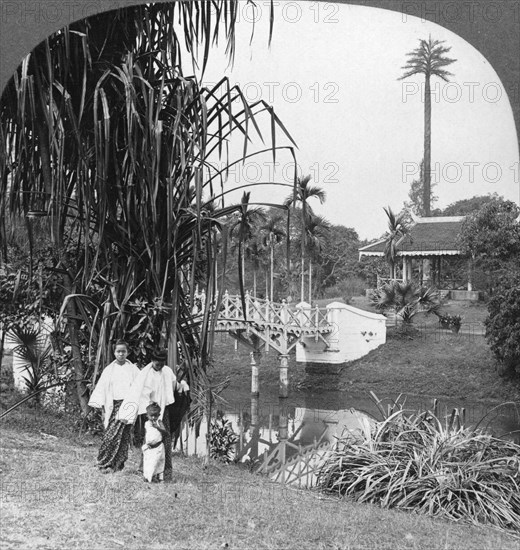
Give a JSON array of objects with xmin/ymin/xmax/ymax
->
[{"xmin": 193, "ymin": 289, "xmax": 332, "ymax": 331}]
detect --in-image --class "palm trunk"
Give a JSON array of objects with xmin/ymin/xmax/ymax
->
[
  {"xmin": 300, "ymin": 253, "xmax": 305, "ymax": 303},
  {"xmin": 423, "ymin": 73, "xmax": 431, "ymax": 216},
  {"xmin": 270, "ymin": 244, "xmax": 274, "ymax": 302},
  {"xmin": 308, "ymin": 259, "xmax": 312, "ymax": 303}
]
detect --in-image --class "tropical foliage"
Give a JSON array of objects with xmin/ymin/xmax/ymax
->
[
  {"xmin": 486, "ymin": 272, "xmax": 520, "ymax": 377},
  {"xmin": 6, "ymin": 325, "xmax": 53, "ymax": 400},
  {"xmin": 317, "ymin": 397, "xmax": 520, "ymax": 535},
  {"xmin": 0, "ymin": 2, "xmax": 297, "ymax": 412},
  {"xmin": 209, "ymin": 410, "xmax": 238, "ymax": 463},
  {"xmin": 370, "ymin": 280, "xmax": 439, "ymax": 325},
  {"xmin": 457, "ymin": 198, "xmax": 520, "ymax": 293},
  {"xmin": 399, "ymin": 36, "xmax": 456, "ymax": 216},
  {"xmin": 382, "ymin": 207, "xmax": 408, "ymax": 279}
]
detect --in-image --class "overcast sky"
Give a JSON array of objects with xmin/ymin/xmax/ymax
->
[{"xmin": 196, "ymin": 2, "xmax": 519, "ymax": 240}]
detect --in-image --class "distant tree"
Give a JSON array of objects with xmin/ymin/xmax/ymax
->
[
  {"xmin": 442, "ymin": 193, "xmax": 503, "ymax": 216},
  {"xmin": 304, "ymin": 214, "xmax": 330, "ymax": 302},
  {"xmin": 457, "ymin": 199, "xmax": 520, "ymax": 291},
  {"xmin": 404, "ymin": 160, "xmax": 438, "ymax": 216},
  {"xmin": 399, "ymin": 37, "xmax": 456, "ymax": 216},
  {"xmin": 321, "ymin": 225, "xmax": 362, "ymax": 289},
  {"xmin": 260, "ymin": 213, "xmax": 286, "ymax": 302},
  {"xmin": 229, "ymin": 193, "xmax": 266, "ymax": 303},
  {"xmin": 457, "ymin": 199, "xmax": 520, "ymax": 263},
  {"xmin": 284, "ymin": 175, "xmax": 326, "ymax": 301}
]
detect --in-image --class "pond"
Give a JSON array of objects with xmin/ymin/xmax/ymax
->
[{"xmin": 181, "ymin": 382, "xmax": 520, "ymax": 487}]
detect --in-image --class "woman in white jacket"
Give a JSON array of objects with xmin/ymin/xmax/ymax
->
[{"xmin": 88, "ymin": 340, "xmax": 140, "ymax": 473}]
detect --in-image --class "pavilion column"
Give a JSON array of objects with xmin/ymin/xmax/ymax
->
[
  {"xmin": 422, "ymin": 258, "xmax": 432, "ymax": 285},
  {"xmin": 403, "ymin": 257, "xmax": 411, "ymax": 283}
]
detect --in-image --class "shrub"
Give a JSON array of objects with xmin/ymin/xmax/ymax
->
[
  {"xmin": 209, "ymin": 411, "xmax": 238, "ymax": 463},
  {"xmin": 485, "ymin": 273, "xmax": 520, "ymax": 376},
  {"xmin": 437, "ymin": 312, "xmax": 462, "ymax": 333},
  {"xmin": 370, "ymin": 281, "xmax": 439, "ymax": 325},
  {"xmin": 316, "ymin": 400, "xmax": 520, "ymax": 534}
]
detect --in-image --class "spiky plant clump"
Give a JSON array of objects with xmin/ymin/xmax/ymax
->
[{"xmin": 316, "ymin": 403, "xmax": 520, "ymax": 534}]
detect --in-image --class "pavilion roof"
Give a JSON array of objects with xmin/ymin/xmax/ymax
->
[{"xmin": 359, "ymin": 216, "xmax": 465, "ymax": 258}]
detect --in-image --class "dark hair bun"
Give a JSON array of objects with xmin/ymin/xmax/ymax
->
[{"xmin": 151, "ymin": 348, "xmax": 167, "ymax": 361}]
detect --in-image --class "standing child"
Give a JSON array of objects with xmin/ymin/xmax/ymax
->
[
  {"xmin": 88, "ymin": 340, "xmax": 140, "ymax": 473},
  {"xmin": 119, "ymin": 348, "xmax": 189, "ymax": 480},
  {"xmin": 142, "ymin": 402, "xmax": 168, "ymax": 482}
]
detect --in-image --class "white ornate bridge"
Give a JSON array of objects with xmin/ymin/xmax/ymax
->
[
  {"xmin": 193, "ymin": 289, "xmax": 387, "ymax": 397},
  {"xmin": 211, "ymin": 291, "xmax": 334, "ymax": 354}
]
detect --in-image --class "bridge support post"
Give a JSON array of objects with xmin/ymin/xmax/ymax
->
[
  {"xmin": 278, "ymin": 397, "xmax": 288, "ymax": 480},
  {"xmin": 250, "ymin": 351, "xmax": 260, "ymax": 396},
  {"xmin": 278, "ymin": 354, "xmax": 289, "ymax": 398}
]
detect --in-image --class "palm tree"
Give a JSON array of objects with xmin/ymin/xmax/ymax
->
[
  {"xmin": 284, "ymin": 175, "xmax": 326, "ymax": 302},
  {"xmin": 383, "ymin": 207, "xmax": 408, "ymax": 280},
  {"xmin": 244, "ymin": 239, "xmax": 265, "ymax": 297},
  {"xmin": 304, "ymin": 214, "xmax": 330, "ymax": 302},
  {"xmin": 0, "ymin": 2, "xmax": 290, "ymax": 411},
  {"xmin": 370, "ymin": 281, "xmax": 439, "ymax": 327},
  {"xmin": 399, "ymin": 36, "xmax": 456, "ymax": 216},
  {"xmin": 260, "ymin": 213, "xmax": 286, "ymax": 302},
  {"xmin": 229, "ymin": 192, "xmax": 266, "ymax": 306}
]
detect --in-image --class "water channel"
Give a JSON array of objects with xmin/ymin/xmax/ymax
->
[{"xmin": 182, "ymin": 361, "xmax": 520, "ymax": 487}]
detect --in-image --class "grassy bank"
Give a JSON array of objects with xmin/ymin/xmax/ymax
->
[
  {"xmin": 211, "ymin": 330, "xmax": 520, "ymax": 405},
  {"xmin": 1, "ymin": 414, "xmax": 520, "ymax": 550}
]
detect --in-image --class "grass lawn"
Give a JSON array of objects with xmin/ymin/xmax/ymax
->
[{"xmin": 1, "ymin": 410, "xmax": 520, "ymax": 550}]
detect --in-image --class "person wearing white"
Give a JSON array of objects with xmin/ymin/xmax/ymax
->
[
  {"xmin": 118, "ymin": 348, "xmax": 189, "ymax": 480},
  {"xmin": 88, "ymin": 340, "xmax": 140, "ymax": 472},
  {"xmin": 141, "ymin": 402, "xmax": 167, "ymax": 482}
]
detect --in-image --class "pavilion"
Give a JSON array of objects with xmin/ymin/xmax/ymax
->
[{"xmin": 358, "ymin": 216, "xmax": 476, "ymax": 296}]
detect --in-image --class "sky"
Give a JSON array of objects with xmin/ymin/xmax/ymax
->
[{"xmin": 193, "ymin": 2, "xmax": 519, "ymax": 240}]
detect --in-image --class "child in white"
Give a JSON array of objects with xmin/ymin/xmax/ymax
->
[{"xmin": 142, "ymin": 402, "xmax": 168, "ymax": 482}]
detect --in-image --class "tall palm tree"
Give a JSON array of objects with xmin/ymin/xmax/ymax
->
[
  {"xmin": 284, "ymin": 175, "xmax": 326, "ymax": 302},
  {"xmin": 0, "ymin": 2, "xmax": 290, "ymax": 410},
  {"xmin": 399, "ymin": 36, "xmax": 456, "ymax": 216},
  {"xmin": 244, "ymin": 239, "xmax": 265, "ymax": 297},
  {"xmin": 229, "ymin": 192, "xmax": 266, "ymax": 307},
  {"xmin": 260, "ymin": 213, "xmax": 286, "ymax": 302},
  {"xmin": 305, "ymin": 214, "xmax": 330, "ymax": 302},
  {"xmin": 383, "ymin": 207, "xmax": 408, "ymax": 280}
]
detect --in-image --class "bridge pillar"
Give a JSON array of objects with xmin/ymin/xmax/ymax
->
[
  {"xmin": 278, "ymin": 397, "xmax": 289, "ymax": 478},
  {"xmin": 279, "ymin": 354, "xmax": 289, "ymax": 398},
  {"xmin": 250, "ymin": 351, "xmax": 260, "ymax": 396}
]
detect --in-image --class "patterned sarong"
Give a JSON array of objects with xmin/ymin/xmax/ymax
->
[{"xmin": 97, "ymin": 400, "xmax": 132, "ymax": 471}]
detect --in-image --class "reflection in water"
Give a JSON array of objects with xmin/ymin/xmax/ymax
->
[
  {"xmin": 181, "ymin": 396, "xmax": 377, "ymax": 487},
  {"xmin": 178, "ymin": 393, "xmax": 520, "ymax": 488}
]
